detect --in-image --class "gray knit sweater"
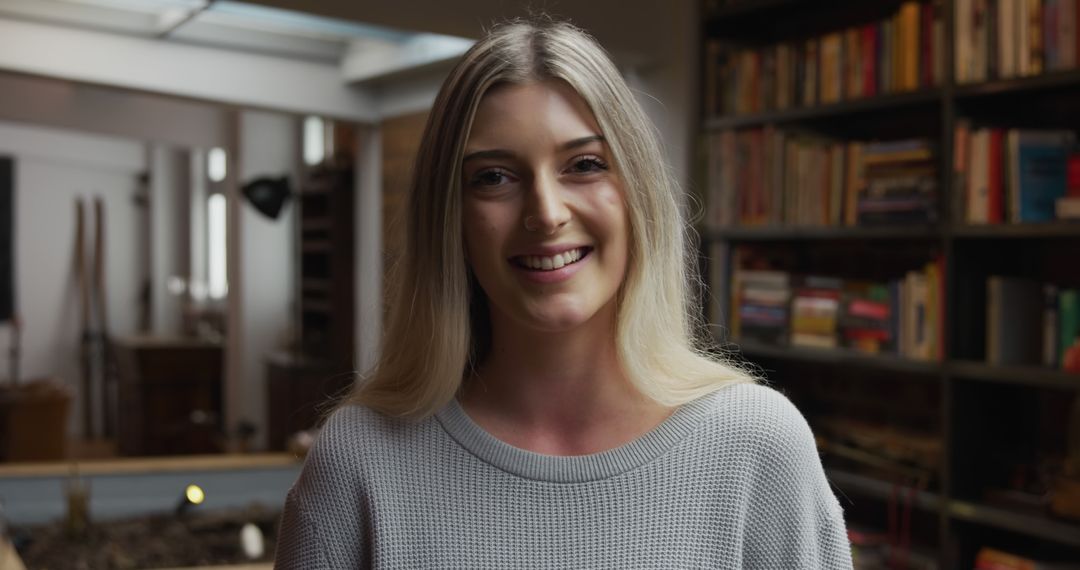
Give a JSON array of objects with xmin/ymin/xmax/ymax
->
[{"xmin": 274, "ymin": 382, "xmax": 853, "ymax": 569}]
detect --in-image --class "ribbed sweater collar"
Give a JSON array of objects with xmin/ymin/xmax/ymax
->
[{"xmin": 434, "ymin": 391, "xmax": 719, "ymax": 484}]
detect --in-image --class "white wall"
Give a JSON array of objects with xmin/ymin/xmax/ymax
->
[
  {"xmin": 238, "ymin": 110, "xmax": 298, "ymax": 450},
  {"xmin": 0, "ymin": 121, "xmax": 145, "ymax": 437},
  {"xmin": 148, "ymin": 145, "xmax": 189, "ymax": 336}
]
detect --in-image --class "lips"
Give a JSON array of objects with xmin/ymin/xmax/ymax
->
[
  {"xmin": 510, "ymin": 247, "xmax": 592, "ymax": 271},
  {"xmin": 511, "ymin": 246, "xmax": 591, "ymax": 270}
]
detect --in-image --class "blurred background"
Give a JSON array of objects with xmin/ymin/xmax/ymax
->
[{"xmin": 0, "ymin": 0, "xmax": 1078, "ymax": 568}]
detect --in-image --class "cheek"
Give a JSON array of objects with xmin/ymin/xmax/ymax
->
[
  {"xmin": 594, "ymin": 186, "xmax": 630, "ymax": 247},
  {"xmin": 461, "ymin": 204, "xmax": 502, "ymax": 263}
]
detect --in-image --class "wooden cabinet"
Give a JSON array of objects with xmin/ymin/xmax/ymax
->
[
  {"xmin": 114, "ymin": 336, "xmax": 223, "ymax": 456},
  {"xmin": 265, "ymin": 351, "xmax": 353, "ymax": 450}
]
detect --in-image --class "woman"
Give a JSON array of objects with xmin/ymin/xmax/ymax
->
[{"xmin": 275, "ymin": 20, "xmax": 851, "ymax": 569}]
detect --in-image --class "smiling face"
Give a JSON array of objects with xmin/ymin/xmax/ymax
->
[{"xmin": 461, "ymin": 80, "xmax": 630, "ymax": 335}]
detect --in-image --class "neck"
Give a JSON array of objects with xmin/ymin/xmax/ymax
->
[{"xmin": 461, "ymin": 302, "xmax": 671, "ymax": 455}]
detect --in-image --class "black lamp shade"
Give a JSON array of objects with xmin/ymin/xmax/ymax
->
[{"xmin": 242, "ymin": 176, "xmax": 291, "ymax": 220}]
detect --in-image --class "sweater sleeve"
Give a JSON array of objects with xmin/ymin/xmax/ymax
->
[
  {"xmin": 273, "ymin": 407, "xmax": 372, "ymax": 569},
  {"xmin": 274, "ymin": 487, "xmax": 331, "ymax": 569},
  {"xmin": 743, "ymin": 389, "xmax": 853, "ymax": 569}
]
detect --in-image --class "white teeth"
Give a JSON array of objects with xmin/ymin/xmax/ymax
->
[{"xmin": 519, "ymin": 248, "xmax": 585, "ymax": 271}]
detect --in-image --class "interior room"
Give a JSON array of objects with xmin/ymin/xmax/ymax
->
[{"xmin": 0, "ymin": 0, "xmax": 1078, "ymax": 568}]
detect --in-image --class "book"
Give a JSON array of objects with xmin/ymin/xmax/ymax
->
[
  {"xmin": 840, "ymin": 282, "xmax": 894, "ymax": 353},
  {"xmin": 734, "ymin": 269, "xmax": 791, "ymax": 345},
  {"xmin": 1062, "ymin": 289, "xmax": 1080, "ymax": 367},
  {"xmin": 706, "ymin": 2, "xmax": 943, "ymax": 118},
  {"xmin": 1069, "ymin": 152, "xmax": 1080, "ymax": 196},
  {"xmin": 975, "ymin": 546, "xmax": 1080, "ymax": 569},
  {"xmin": 907, "ymin": 270, "xmax": 931, "ymax": 360},
  {"xmin": 969, "ymin": 128, "xmax": 992, "ymax": 223},
  {"xmin": 989, "ymin": 128, "xmax": 1005, "ymax": 223},
  {"xmin": 1057, "ymin": 196, "xmax": 1080, "ymax": 218},
  {"xmin": 1008, "ymin": 130, "xmax": 1072, "ymax": 222},
  {"xmin": 1000, "ymin": 0, "xmax": 1018, "ymax": 77},
  {"xmin": 986, "ymin": 276, "xmax": 1045, "ymax": 366},
  {"xmin": 791, "ymin": 277, "xmax": 843, "ymax": 349},
  {"xmin": 1044, "ymin": 284, "xmax": 1060, "ymax": 367}
]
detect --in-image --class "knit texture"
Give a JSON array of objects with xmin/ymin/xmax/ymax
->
[{"xmin": 274, "ymin": 382, "xmax": 853, "ymax": 569}]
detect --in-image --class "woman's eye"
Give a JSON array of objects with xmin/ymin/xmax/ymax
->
[
  {"xmin": 568, "ymin": 156, "xmax": 609, "ymax": 174},
  {"xmin": 470, "ymin": 168, "xmax": 511, "ymax": 187}
]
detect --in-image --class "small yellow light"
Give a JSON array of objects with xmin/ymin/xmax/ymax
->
[{"xmin": 185, "ymin": 484, "xmax": 205, "ymax": 505}]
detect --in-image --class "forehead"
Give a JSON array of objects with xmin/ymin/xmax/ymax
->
[{"xmin": 465, "ymin": 80, "xmax": 603, "ymax": 148}]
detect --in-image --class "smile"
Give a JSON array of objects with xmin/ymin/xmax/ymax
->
[{"xmin": 511, "ymin": 247, "xmax": 591, "ymax": 271}]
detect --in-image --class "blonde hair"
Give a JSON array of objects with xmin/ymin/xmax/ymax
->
[{"xmin": 346, "ymin": 19, "xmax": 755, "ymax": 418}]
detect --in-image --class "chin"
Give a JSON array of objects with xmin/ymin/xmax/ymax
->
[{"xmin": 515, "ymin": 299, "xmax": 610, "ymax": 333}]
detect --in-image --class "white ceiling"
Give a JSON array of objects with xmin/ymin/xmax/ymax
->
[
  {"xmin": 0, "ymin": 0, "xmax": 473, "ymax": 68},
  {"xmin": 234, "ymin": 0, "xmax": 688, "ymax": 66}
]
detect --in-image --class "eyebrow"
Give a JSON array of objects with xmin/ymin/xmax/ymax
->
[{"xmin": 462, "ymin": 135, "xmax": 605, "ymax": 163}]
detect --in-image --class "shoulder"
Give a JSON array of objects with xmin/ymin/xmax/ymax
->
[
  {"xmin": 707, "ymin": 385, "xmax": 852, "ymax": 567},
  {"xmin": 695, "ymin": 382, "xmax": 822, "ymax": 474},
  {"xmin": 706, "ymin": 382, "xmax": 815, "ymax": 444},
  {"xmin": 287, "ymin": 404, "xmax": 436, "ymax": 499},
  {"xmin": 305, "ymin": 404, "xmax": 428, "ymax": 472}
]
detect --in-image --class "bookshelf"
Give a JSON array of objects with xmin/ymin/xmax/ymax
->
[
  {"xmin": 828, "ymin": 467, "xmax": 946, "ymax": 512},
  {"xmin": 265, "ymin": 124, "xmax": 357, "ymax": 450},
  {"xmin": 739, "ymin": 339, "xmax": 944, "ymax": 375},
  {"xmin": 706, "ymin": 225, "xmax": 941, "ymax": 240},
  {"xmin": 949, "ymin": 500, "xmax": 1080, "ymax": 548},
  {"xmin": 704, "ymin": 88, "xmax": 943, "ymax": 130},
  {"xmin": 700, "ymin": 0, "xmax": 1080, "ymax": 567}
]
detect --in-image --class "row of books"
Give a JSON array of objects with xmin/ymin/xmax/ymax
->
[
  {"xmin": 975, "ymin": 546, "xmax": 1080, "ymax": 569},
  {"xmin": 956, "ymin": 0, "xmax": 1080, "ymax": 84},
  {"xmin": 704, "ymin": 129, "xmax": 938, "ymax": 228},
  {"xmin": 704, "ymin": 1, "xmax": 945, "ymax": 117},
  {"xmin": 986, "ymin": 276, "xmax": 1080, "ymax": 369},
  {"xmin": 956, "ymin": 124, "xmax": 1080, "ymax": 223},
  {"xmin": 730, "ymin": 255, "xmax": 945, "ymax": 362}
]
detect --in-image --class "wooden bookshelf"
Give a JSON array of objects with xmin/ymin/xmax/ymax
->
[
  {"xmin": 301, "ymin": 240, "xmax": 332, "ymax": 253},
  {"xmin": 301, "ymin": 277, "xmax": 331, "ymax": 293},
  {"xmin": 731, "ymin": 341, "xmax": 1079, "ymax": 388},
  {"xmin": 826, "ymin": 467, "xmax": 945, "ymax": 512},
  {"xmin": 948, "ymin": 501, "xmax": 1080, "ymax": 548},
  {"xmin": 704, "ymin": 88, "xmax": 942, "ymax": 130},
  {"xmin": 301, "ymin": 217, "xmax": 331, "ymax": 231},
  {"xmin": 267, "ymin": 125, "xmax": 357, "ymax": 451},
  {"xmin": 949, "ymin": 360, "xmax": 1080, "ymax": 391},
  {"xmin": 700, "ymin": 0, "xmax": 1080, "ymax": 565},
  {"xmin": 737, "ymin": 339, "xmax": 943, "ymax": 375},
  {"xmin": 705, "ymin": 0, "xmax": 802, "ymax": 21},
  {"xmin": 953, "ymin": 68, "xmax": 1080, "ymax": 99},
  {"xmin": 951, "ymin": 222, "xmax": 1080, "ymax": 238},
  {"xmin": 705, "ymin": 225, "xmax": 941, "ymax": 241}
]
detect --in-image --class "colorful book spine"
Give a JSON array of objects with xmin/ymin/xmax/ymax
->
[
  {"xmin": 706, "ymin": 2, "xmax": 944, "ymax": 117},
  {"xmin": 1062, "ymin": 289, "xmax": 1080, "ymax": 367}
]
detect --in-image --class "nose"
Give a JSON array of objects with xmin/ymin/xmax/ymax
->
[{"xmin": 523, "ymin": 172, "xmax": 571, "ymax": 234}]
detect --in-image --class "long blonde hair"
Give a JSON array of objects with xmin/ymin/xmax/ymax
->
[{"xmin": 346, "ymin": 19, "xmax": 755, "ymax": 418}]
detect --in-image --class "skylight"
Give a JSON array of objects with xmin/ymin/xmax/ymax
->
[{"xmin": 0, "ymin": 0, "xmax": 474, "ymax": 70}]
